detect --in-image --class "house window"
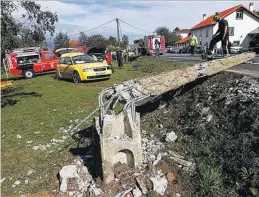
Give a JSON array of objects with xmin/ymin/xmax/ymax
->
[
  {"xmin": 228, "ymin": 27, "xmax": 234, "ymax": 36},
  {"xmin": 206, "ymin": 27, "xmax": 209, "ymax": 37},
  {"xmin": 236, "ymin": 10, "xmax": 243, "ymax": 19}
]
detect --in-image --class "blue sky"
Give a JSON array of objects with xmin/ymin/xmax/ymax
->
[{"xmin": 13, "ymin": 1, "xmax": 259, "ymax": 44}]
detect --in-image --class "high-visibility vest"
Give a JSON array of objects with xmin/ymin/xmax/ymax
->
[{"xmin": 190, "ymin": 35, "xmax": 197, "ymax": 46}]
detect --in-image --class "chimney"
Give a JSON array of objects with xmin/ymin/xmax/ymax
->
[
  {"xmin": 203, "ymin": 14, "xmax": 206, "ymax": 21},
  {"xmin": 249, "ymin": 2, "xmax": 254, "ymax": 11}
]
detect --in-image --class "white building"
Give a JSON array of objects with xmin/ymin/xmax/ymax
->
[
  {"xmin": 190, "ymin": 3, "xmax": 259, "ymax": 49},
  {"xmin": 175, "ymin": 29, "xmax": 190, "ymax": 39},
  {"xmin": 174, "ymin": 3, "xmax": 259, "ymax": 49}
]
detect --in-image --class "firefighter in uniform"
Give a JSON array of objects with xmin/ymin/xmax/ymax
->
[{"xmin": 208, "ymin": 12, "xmax": 230, "ymax": 56}]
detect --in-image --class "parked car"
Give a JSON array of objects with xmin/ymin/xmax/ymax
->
[
  {"xmin": 230, "ymin": 44, "xmax": 243, "ymax": 54},
  {"xmin": 55, "ymin": 53, "xmax": 112, "ymax": 83},
  {"xmin": 166, "ymin": 46, "xmax": 173, "ymax": 53},
  {"xmin": 172, "ymin": 48, "xmax": 180, "ymax": 53}
]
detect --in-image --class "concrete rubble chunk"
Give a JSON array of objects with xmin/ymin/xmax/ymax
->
[
  {"xmin": 132, "ymin": 187, "xmax": 142, "ymax": 197},
  {"xmin": 149, "ymin": 171, "xmax": 168, "ymax": 196},
  {"xmin": 59, "ymin": 160, "xmax": 95, "ymax": 196},
  {"xmin": 165, "ymin": 131, "xmax": 177, "ymax": 142},
  {"xmin": 152, "ymin": 153, "xmax": 162, "ymax": 166},
  {"xmin": 114, "ymin": 188, "xmax": 132, "ymax": 197},
  {"xmin": 17, "ymin": 135, "xmax": 22, "ymax": 139},
  {"xmin": 136, "ymin": 176, "xmax": 148, "ymax": 194},
  {"xmin": 89, "ymin": 183, "xmax": 102, "ymax": 196},
  {"xmin": 168, "ymin": 151, "xmax": 185, "ymax": 159},
  {"xmin": 176, "ymin": 193, "xmax": 181, "ymax": 197}
]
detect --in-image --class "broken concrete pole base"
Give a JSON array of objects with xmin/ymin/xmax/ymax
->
[{"xmin": 97, "ymin": 108, "xmax": 143, "ymax": 185}]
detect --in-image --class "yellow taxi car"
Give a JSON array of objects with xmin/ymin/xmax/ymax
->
[{"xmin": 55, "ymin": 53, "xmax": 112, "ymax": 83}]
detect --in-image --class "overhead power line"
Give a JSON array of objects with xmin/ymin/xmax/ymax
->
[
  {"xmin": 68, "ymin": 18, "xmax": 116, "ymax": 37},
  {"xmin": 119, "ymin": 19, "xmax": 153, "ymax": 34}
]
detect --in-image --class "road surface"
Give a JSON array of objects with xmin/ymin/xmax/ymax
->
[{"xmin": 159, "ymin": 53, "xmax": 259, "ymax": 78}]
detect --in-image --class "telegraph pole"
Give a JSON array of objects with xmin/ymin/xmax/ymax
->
[{"xmin": 116, "ymin": 18, "xmax": 121, "ymax": 49}]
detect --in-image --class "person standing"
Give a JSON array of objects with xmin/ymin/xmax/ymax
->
[
  {"xmin": 154, "ymin": 39, "xmax": 160, "ymax": 57},
  {"xmin": 208, "ymin": 12, "xmax": 230, "ymax": 56},
  {"xmin": 116, "ymin": 48, "xmax": 123, "ymax": 68},
  {"xmin": 189, "ymin": 32, "xmax": 198, "ymax": 56}
]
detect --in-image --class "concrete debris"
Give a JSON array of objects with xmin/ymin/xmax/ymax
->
[
  {"xmin": 62, "ymin": 136, "xmax": 68, "ymax": 140},
  {"xmin": 114, "ymin": 188, "xmax": 132, "ymax": 197},
  {"xmin": 207, "ymin": 114, "xmax": 213, "ymax": 122},
  {"xmin": 26, "ymin": 169, "xmax": 35, "ymax": 176},
  {"xmin": 176, "ymin": 193, "xmax": 181, "ymax": 197},
  {"xmin": 51, "ymin": 139, "xmax": 65, "ymax": 143},
  {"xmin": 170, "ymin": 156, "xmax": 194, "ymax": 170},
  {"xmin": 168, "ymin": 151, "xmax": 184, "ymax": 159},
  {"xmin": 17, "ymin": 135, "xmax": 22, "ymax": 139},
  {"xmin": 158, "ymin": 124, "xmax": 164, "ymax": 129},
  {"xmin": 26, "ymin": 141, "xmax": 33, "ymax": 144},
  {"xmin": 59, "ymin": 160, "xmax": 98, "ymax": 196},
  {"xmin": 136, "ymin": 176, "xmax": 148, "ymax": 194},
  {"xmin": 14, "ymin": 180, "xmax": 21, "ymax": 185},
  {"xmin": 25, "ymin": 180, "xmax": 29, "ymax": 184},
  {"xmin": 132, "ymin": 187, "xmax": 142, "ymax": 197},
  {"xmin": 0, "ymin": 178, "xmax": 6, "ymax": 184},
  {"xmin": 32, "ymin": 144, "xmax": 51, "ymax": 150},
  {"xmin": 149, "ymin": 171, "xmax": 168, "ymax": 196},
  {"xmin": 152, "ymin": 153, "xmax": 162, "ymax": 166},
  {"xmin": 165, "ymin": 131, "xmax": 178, "ymax": 142},
  {"xmin": 142, "ymin": 137, "xmax": 164, "ymax": 165},
  {"xmin": 89, "ymin": 183, "xmax": 103, "ymax": 196}
]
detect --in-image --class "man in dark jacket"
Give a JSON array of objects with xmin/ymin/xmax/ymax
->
[
  {"xmin": 116, "ymin": 48, "xmax": 123, "ymax": 68},
  {"xmin": 208, "ymin": 12, "xmax": 230, "ymax": 56}
]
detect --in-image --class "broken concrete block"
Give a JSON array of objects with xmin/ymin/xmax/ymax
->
[
  {"xmin": 149, "ymin": 171, "xmax": 168, "ymax": 196},
  {"xmin": 152, "ymin": 153, "xmax": 162, "ymax": 166},
  {"xmin": 59, "ymin": 161, "xmax": 93, "ymax": 195},
  {"xmin": 165, "ymin": 131, "xmax": 177, "ymax": 142},
  {"xmin": 132, "ymin": 187, "xmax": 142, "ymax": 197},
  {"xmin": 136, "ymin": 176, "xmax": 148, "ymax": 194}
]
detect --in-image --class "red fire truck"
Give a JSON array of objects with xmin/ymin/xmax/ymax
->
[
  {"xmin": 5, "ymin": 47, "xmax": 59, "ymax": 79},
  {"xmin": 144, "ymin": 35, "xmax": 166, "ymax": 55}
]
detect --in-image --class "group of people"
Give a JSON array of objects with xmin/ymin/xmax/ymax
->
[
  {"xmin": 188, "ymin": 12, "xmax": 231, "ymax": 57},
  {"xmin": 115, "ymin": 48, "xmax": 134, "ymax": 68}
]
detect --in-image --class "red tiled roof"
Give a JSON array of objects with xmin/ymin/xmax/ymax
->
[
  {"xmin": 176, "ymin": 29, "xmax": 190, "ymax": 34},
  {"xmin": 191, "ymin": 4, "xmax": 259, "ymax": 30},
  {"xmin": 175, "ymin": 36, "xmax": 190, "ymax": 44}
]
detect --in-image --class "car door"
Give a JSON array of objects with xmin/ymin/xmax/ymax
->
[
  {"xmin": 58, "ymin": 57, "xmax": 71, "ymax": 78},
  {"xmin": 61, "ymin": 57, "xmax": 74, "ymax": 78}
]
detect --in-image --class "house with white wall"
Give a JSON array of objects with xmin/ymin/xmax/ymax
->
[
  {"xmin": 174, "ymin": 3, "xmax": 259, "ymax": 49},
  {"xmin": 175, "ymin": 29, "xmax": 190, "ymax": 39}
]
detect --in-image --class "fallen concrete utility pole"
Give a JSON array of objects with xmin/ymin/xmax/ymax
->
[{"xmin": 94, "ymin": 52, "xmax": 255, "ymax": 184}]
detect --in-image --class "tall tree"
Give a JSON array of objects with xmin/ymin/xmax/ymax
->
[
  {"xmin": 54, "ymin": 32, "xmax": 70, "ymax": 49},
  {"xmin": 78, "ymin": 32, "xmax": 88, "ymax": 46},
  {"xmin": 155, "ymin": 26, "xmax": 170, "ymax": 37},
  {"xmin": 155, "ymin": 26, "xmax": 182, "ymax": 46},
  {"xmin": 108, "ymin": 36, "xmax": 117, "ymax": 46},
  {"xmin": 122, "ymin": 35, "xmax": 129, "ymax": 47},
  {"xmin": 1, "ymin": 0, "xmax": 58, "ymax": 53},
  {"xmin": 86, "ymin": 34, "xmax": 108, "ymax": 48}
]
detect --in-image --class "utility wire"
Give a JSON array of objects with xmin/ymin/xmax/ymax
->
[
  {"xmin": 119, "ymin": 19, "xmax": 153, "ymax": 34},
  {"xmin": 68, "ymin": 18, "xmax": 116, "ymax": 37}
]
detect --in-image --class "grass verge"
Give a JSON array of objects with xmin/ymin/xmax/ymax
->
[{"xmin": 1, "ymin": 59, "xmax": 190, "ymax": 196}]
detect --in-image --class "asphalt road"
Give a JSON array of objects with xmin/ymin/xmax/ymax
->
[{"xmin": 160, "ymin": 52, "xmax": 259, "ymax": 78}]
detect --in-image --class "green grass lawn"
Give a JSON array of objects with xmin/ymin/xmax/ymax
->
[{"xmin": 1, "ymin": 59, "xmax": 190, "ymax": 196}]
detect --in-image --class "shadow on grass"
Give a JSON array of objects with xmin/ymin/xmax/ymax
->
[
  {"xmin": 1, "ymin": 86, "xmax": 42, "ymax": 108},
  {"xmin": 69, "ymin": 125, "xmax": 103, "ymax": 180},
  {"xmin": 2, "ymin": 71, "xmax": 56, "ymax": 81}
]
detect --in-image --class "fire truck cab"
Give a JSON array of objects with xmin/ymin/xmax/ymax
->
[{"xmin": 5, "ymin": 47, "xmax": 59, "ymax": 79}]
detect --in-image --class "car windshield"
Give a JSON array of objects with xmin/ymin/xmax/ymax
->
[{"xmin": 72, "ymin": 54, "xmax": 97, "ymax": 64}]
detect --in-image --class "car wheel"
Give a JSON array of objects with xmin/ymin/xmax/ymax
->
[
  {"xmin": 55, "ymin": 71, "xmax": 60, "ymax": 80},
  {"xmin": 72, "ymin": 71, "xmax": 81, "ymax": 84},
  {"xmin": 23, "ymin": 69, "xmax": 35, "ymax": 79}
]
